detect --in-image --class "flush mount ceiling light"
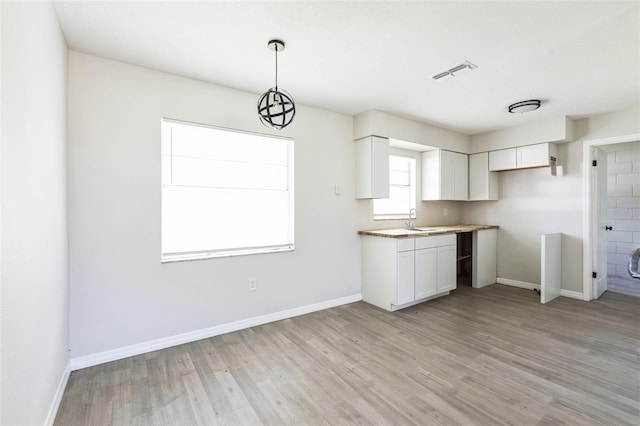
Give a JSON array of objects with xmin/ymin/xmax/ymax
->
[
  {"xmin": 508, "ymin": 99, "xmax": 541, "ymax": 113},
  {"xmin": 432, "ymin": 60, "xmax": 477, "ymax": 81},
  {"xmin": 257, "ymin": 39, "xmax": 296, "ymax": 130}
]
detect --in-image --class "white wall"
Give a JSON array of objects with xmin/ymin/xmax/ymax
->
[
  {"xmin": 68, "ymin": 52, "xmax": 360, "ymax": 358},
  {"xmin": 353, "ymin": 110, "xmax": 470, "ymax": 153},
  {"xmin": 471, "ymin": 116, "xmax": 574, "ymax": 153},
  {"xmin": 0, "ymin": 1, "xmax": 69, "ymax": 424}
]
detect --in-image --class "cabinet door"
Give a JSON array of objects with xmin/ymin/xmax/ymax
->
[
  {"xmin": 415, "ymin": 248, "xmax": 437, "ymax": 299},
  {"xmin": 489, "ymin": 148, "xmax": 516, "ymax": 171},
  {"xmin": 469, "ymin": 152, "xmax": 499, "ymax": 201},
  {"xmin": 355, "ymin": 136, "xmax": 389, "ymax": 199},
  {"xmin": 453, "ymin": 152, "xmax": 468, "ymax": 200},
  {"xmin": 517, "ymin": 143, "xmax": 550, "ymax": 169},
  {"xmin": 437, "ymin": 245, "xmax": 457, "ymax": 292},
  {"xmin": 472, "ymin": 229, "xmax": 497, "ymax": 288},
  {"xmin": 421, "ymin": 150, "xmax": 441, "ymax": 200},
  {"xmin": 371, "ymin": 137, "xmax": 390, "ymax": 197},
  {"xmin": 396, "ymin": 250, "xmax": 415, "ymax": 305},
  {"xmin": 440, "ymin": 150, "xmax": 455, "ymax": 200}
]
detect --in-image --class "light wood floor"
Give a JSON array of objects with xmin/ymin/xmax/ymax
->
[{"xmin": 55, "ymin": 284, "xmax": 640, "ymax": 425}]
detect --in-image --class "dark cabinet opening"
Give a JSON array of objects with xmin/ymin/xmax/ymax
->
[{"xmin": 457, "ymin": 232, "xmax": 472, "ymax": 287}]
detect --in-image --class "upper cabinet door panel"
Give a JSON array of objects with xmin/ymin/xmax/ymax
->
[
  {"xmin": 371, "ymin": 137, "xmax": 390, "ymax": 197},
  {"xmin": 422, "ymin": 150, "xmax": 468, "ymax": 201},
  {"xmin": 453, "ymin": 152, "xmax": 468, "ymax": 200},
  {"xmin": 355, "ymin": 136, "xmax": 389, "ymax": 199},
  {"xmin": 517, "ymin": 143, "xmax": 556, "ymax": 169},
  {"xmin": 469, "ymin": 152, "xmax": 499, "ymax": 201},
  {"xmin": 489, "ymin": 148, "xmax": 516, "ymax": 171},
  {"xmin": 440, "ymin": 150, "xmax": 455, "ymax": 200}
]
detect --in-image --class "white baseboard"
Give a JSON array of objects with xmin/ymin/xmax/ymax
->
[
  {"xmin": 560, "ymin": 289, "xmax": 584, "ymax": 300},
  {"xmin": 497, "ymin": 277, "xmax": 540, "ymax": 290},
  {"xmin": 497, "ymin": 278, "xmax": 584, "ymax": 301},
  {"xmin": 44, "ymin": 362, "xmax": 71, "ymax": 426},
  {"xmin": 69, "ymin": 293, "xmax": 362, "ymax": 371}
]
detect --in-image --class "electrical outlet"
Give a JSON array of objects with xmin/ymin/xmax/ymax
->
[
  {"xmin": 444, "ymin": 208, "xmax": 448, "ymax": 216},
  {"xmin": 248, "ymin": 277, "xmax": 257, "ymax": 292},
  {"xmin": 334, "ymin": 184, "xmax": 342, "ymax": 195}
]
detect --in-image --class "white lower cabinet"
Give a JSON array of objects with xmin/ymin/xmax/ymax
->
[
  {"xmin": 437, "ymin": 245, "xmax": 457, "ymax": 292},
  {"xmin": 415, "ymin": 247, "xmax": 437, "ymax": 300},
  {"xmin": 396, "ymin": 250, "xmax": 415, "ymax": 305},
  {"xmin": 361, "ymin": 234, "xmax": 456, "ymax": 311}
]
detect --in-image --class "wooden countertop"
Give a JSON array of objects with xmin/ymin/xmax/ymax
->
[{"xmin": 358, "ymin": 224, "xmax": 498, "ymax": 239}]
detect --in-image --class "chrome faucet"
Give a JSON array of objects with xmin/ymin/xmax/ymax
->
[{"xmin": 405, "ymin": 208, "xmax": 417, "ymax": 230}]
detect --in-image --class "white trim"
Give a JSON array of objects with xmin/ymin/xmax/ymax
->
[
  {"xmin": 560, "ymin": 289, "xmax": 584, "ymax": 300},
  {"xmin": 44, "ymin": 362, "xmax": 71, "ymax": 426},
  {"xmin": 69, "ymin": 293, "xmax": 362, "ymax": 371},
  {"xmin": 497, "ymin": 277, "xmax": 540, "ymax": 290},
  {"xmin": 582, "ymin": 133, "xmax": 640, "ymax": 301},
  {"xmin": 499, "ymin": 278, "xmax": 587, "ymax": 301},
  {"xmin": 390, "ymin": 291, "xmax": 448, "ymax": 311}
]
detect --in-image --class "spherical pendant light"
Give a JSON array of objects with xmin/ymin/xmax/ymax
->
[{"xmin": 257, "ymin": 40, "xmax": 296, "ymax": 130}]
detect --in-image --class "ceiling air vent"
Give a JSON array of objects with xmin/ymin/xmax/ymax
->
[{"xmin": 432, "ymin": 60, "xmax": 477, "ymax": 81}]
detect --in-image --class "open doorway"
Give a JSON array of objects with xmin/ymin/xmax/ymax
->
[
  {"xmin": 602, "ymin": 142, "xmax": 640, "ymax": 297},
  {"xmin": 583, "ymin": 133, "xmax": 640, "ymax": 300}
]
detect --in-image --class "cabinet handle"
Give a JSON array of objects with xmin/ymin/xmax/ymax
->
[{"xmin": 605, "ymin": 226, "xmax": 613, "ymax": 231}]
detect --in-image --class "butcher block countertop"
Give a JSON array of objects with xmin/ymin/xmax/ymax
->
[{"xmin": 358, "ymin": 224, "xmax": 498, "ymax": 239}]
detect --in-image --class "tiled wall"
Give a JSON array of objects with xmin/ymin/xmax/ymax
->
[{"xmin": 606, "ymin": 141, "xmax": 640, "ymax": 278}]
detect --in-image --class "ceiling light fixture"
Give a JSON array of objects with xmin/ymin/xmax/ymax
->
[
  {"xmin": 257, "ymin": 39, "xmax": 296, "ymax": 130},
  {"xmin": 508, "ymin": 100, "xmax": 541, "ymax": 113},
  {"xmin": 432, "ymin": 60, "xmax": 477, "ymax": 81}
]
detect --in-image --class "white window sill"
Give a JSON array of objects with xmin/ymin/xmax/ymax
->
[{"xmin": 162, "ymin": 245, "xmax": 294, "ymax": 263}]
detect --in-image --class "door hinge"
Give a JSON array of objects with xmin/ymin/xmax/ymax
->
[
  {"xmin": 592, "ymin": 272, "xmax": 597, "ymax": 278},
  {"xmin": 592, "ymin": 160, "xmax": 597, "ymax": 166}
]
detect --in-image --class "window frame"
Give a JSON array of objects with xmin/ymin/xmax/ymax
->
[
  {"xmin": 373, "ymin": 152, "xmax": 418, "ymax": 220},
  {"xmin": 160, "ymin": 118, "xmax": 294, "ymax": 262}
]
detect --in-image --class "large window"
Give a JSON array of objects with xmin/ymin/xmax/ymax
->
[
  {"xmin": 161, "ymin": 119, "xmax": 294, "ymax": 261},
  {"xmin": 373, "ymin": 154, "xmax": 417, "ymax": 219}
]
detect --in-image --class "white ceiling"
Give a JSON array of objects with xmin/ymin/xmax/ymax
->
[{"xmin": 53, "ymin": 0, "xmax": 640, "ymax": 135}]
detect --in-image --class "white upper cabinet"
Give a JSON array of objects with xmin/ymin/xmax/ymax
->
[
  {"xmin": 422, "ymin": 150, "xmax": 468, "ymax": 201},
  {"xmin": 355, "ymin": 136, "xmax": 389, "ymax": 199},
  {"xmin": 489, "ymin": 143, "xmax": 557, "ymax": 172},
  {"xmin": 469, "ymin": 152, "xmax": 499, "ymax": 201},
  {"xmin": 489, "ymin": 148, "xmax": 516, "ymax": 171},
  {"xmin": 517, "ymin": 143, "xmax": 557, "ymax": 169},
  {"xmin": 453, "ymin": 152, "xmax": 468, "ymax": 200}
]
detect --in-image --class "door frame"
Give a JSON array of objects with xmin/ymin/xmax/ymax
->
[{"xmin": 582, "ymin": 132, "xmax": 640, "ymax": 301}]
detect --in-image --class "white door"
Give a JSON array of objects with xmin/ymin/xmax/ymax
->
[
  {"xmin": 592, "ymin": 147, "xmax": 608, "ymax": 299},
  {"xmin": 415, "ymin": 248, "xmax": 437, "ymax": 299},
  {"xmin": 397, "ymin": 250, "xmax": 415, "ymax": 305}
]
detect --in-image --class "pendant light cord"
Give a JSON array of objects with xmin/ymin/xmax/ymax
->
[{"xmin": 275, "ymin": 47, "xmax": 278, "ymax": 90}]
